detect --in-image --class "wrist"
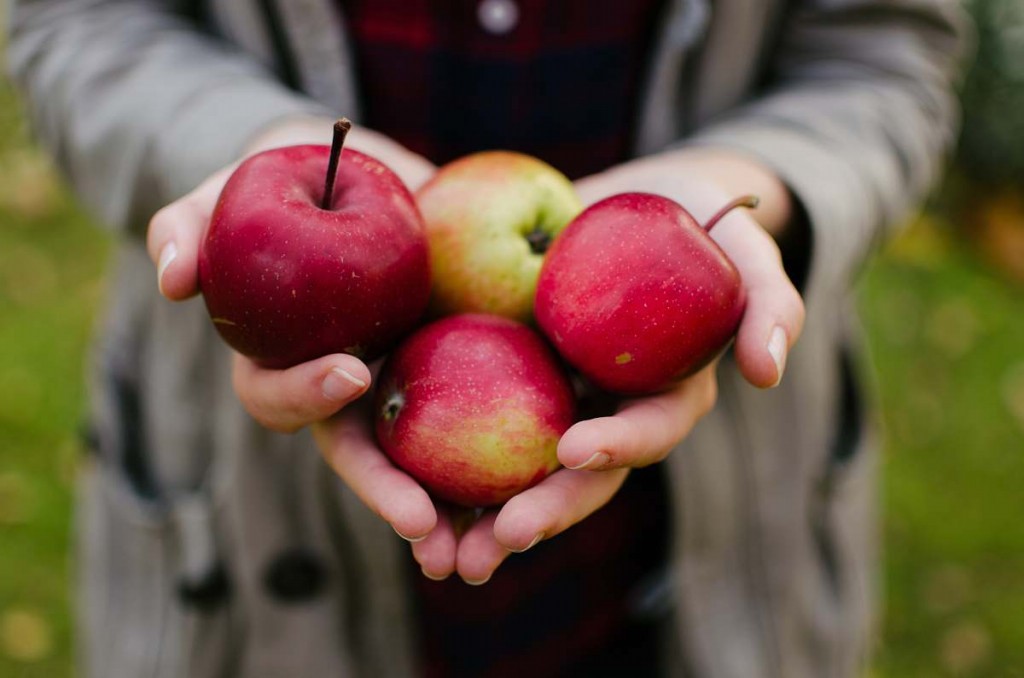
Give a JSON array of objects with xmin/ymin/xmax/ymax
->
[
  {"xmin": 659, "ymin": 147, "xmax": 793, "ymax": 238},
  {"xmin": 576, "ymin": 149, "xmax": 792, "ymax": 238}
]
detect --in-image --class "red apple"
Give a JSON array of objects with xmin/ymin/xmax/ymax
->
[
  {"xmin": 374, "ymin": 314, "xmax": 575, "ymax": 508},
  {"xmin": 535, "ymin": 193, "xmax": 757, "ymax": 395},
  {"xmin": 415, "ymin": 151, "xmax": 581, "ymax": 323},
  {"xmin": 199, "ymin": 120, "xmax": 430, "ymax": 368}
]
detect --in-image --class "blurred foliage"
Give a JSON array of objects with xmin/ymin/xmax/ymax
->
[
  {"xmin": 0, "ymin": 61, "xmax": 111, "ymax": 677},
  {"xmin": 1, "ymin": 2, "xmax": 1023, "ymax": 677},
  {"xmin": 957, "ymin": 0, "xmax": 1024, "ymax": 184},
  {"xmin": 859, "ymin": 215, "xmax": 1024, "ymax": 677}
]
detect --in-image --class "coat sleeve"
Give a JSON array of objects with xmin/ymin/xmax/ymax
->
[
  {"xmin": 685, "ymin": 0, "xmax": 970, "ymax": 295},
  {"xmin": 5, "ymin": 0, "xmax": 333, "ymax": 237}
]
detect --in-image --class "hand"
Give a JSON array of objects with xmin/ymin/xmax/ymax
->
[
  {"xmin": 310, "ymin": 367, "xmax": 716, "ymax": 584},
  {"xmin": 145, "ymin": 115, "xmax": 436, "ymax": 431},
  {"xmin": 429, "ymin": 149, "xmax": 807, "ymax": 583},
  {"xmin": 145, "ymin": 116, "xmax": 475, "ymax": 583},
  {"xmin": 145, "ymin": 117, "xmax": 467, "ymax": 579},
  {"xmin": 572, "ymin": 147, "xmax": 806, "ymax": 390}
]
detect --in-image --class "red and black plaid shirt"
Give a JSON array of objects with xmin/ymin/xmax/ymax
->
[
  {"xmin": 339, "ymin": 2, "xmax": 669, "ymax": 675},
  {"xmin": 341, "ymin": 0, "xmax": 665, "ymax": 179}
]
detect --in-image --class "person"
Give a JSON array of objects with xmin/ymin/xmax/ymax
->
[{"xmin": 7, "ymin": 1, "xmax": 966, "ymax": 676}]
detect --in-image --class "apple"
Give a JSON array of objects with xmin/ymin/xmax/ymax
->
[
  {"xmin": 415, "ymin": 151, "xmax": 582, "ymax": 324},
  {"xmin": 199, "ymin": 119, "xmax": 431, "ymax": 368},
  {"xmin": 374, "ymin": 314, "xmax": 575, "ymax": 508},
  {"xmin": 535, "ymin": 193, "xmax": 758, "ymax": 395}
]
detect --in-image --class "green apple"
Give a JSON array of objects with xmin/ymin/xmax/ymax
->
[{"xmin": 415, "ymin": 151, "xmax": 581, "ymax": 323}]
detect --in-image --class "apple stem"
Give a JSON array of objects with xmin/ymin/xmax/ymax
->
[
  {"xmin": 702, "ymin": 195, "xmax": 760, "ymax": 232},
  {"xmin": 321, "ymin": 118, "xmax": 352, "ymax": 210}
]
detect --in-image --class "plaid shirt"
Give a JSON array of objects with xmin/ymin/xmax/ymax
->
[
  {"xmin": 339, "ymin": 1, "xmax": 669, "ymax": 675},
  {"xmin": 409, "ymin": 466, "xmax": 671, "ymax": 678},
  {"xmin": 341, "ymin": 0, "xmax": 665, "ymax": 179}
]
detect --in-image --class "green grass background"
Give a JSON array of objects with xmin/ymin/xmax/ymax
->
[{"xmin": 1, "ymin": 26, "xmax": 1023, "ymax": 678}]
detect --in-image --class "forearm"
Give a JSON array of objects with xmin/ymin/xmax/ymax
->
[
  {"xmin": 681, "ymin": 0, "xmax": 968, "ymax": 293},
  {"xmin": 7, "ymin": 0, "xmax": 330, "ymax": 235}
]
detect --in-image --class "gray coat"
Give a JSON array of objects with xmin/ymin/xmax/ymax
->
[{"xmin": 7, "ymin": 0, "xmax": 966, "ymax": 676}]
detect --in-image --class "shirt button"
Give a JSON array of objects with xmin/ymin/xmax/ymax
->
[
  {"xmin": 264, "ymin": 548, "xmax": 327, "ymax": 603},
  {"xmin": 477, "ymin": 0, "xmax": 519, "ymax": 35}
]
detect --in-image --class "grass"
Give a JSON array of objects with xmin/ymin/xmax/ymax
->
[
  {"xmin": 0, "ymin": 80, "xmax": 110, "ymax": 677},
  {"xmin": 0, "ymin": 73, "xmax": 1022, "ymax": 678},
  {"xmin": 861, "ymin": 215, "xmax": 1024, "ymax": 676}
]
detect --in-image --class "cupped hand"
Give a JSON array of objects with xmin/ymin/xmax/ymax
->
[
  {"xmin": 571, "ymin": 147, "xmax": 806, "ymax": 393},
  {"xmin": 321, "ymin": 355, "xmax": 717, "ymax": 586},
  {"xmin": 550, "ymin": 148, "xmax": 805, "ymax": 476},
  {"xmin": 364, "ymin": 363, "xmax": 716, "ymax": 585},
  {"xmin": 144, "ymin": 115, "xmax": 436, "ymax": 432},
  {"xmin": 435, "ymin": 148, "xmax": 808, "ymax": 583},
  {"xmin": 144, "ymin": 116, "xmax": 456, "ymax": 576}
]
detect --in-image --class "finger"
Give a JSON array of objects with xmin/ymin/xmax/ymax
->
[
  {"xmin": 556, "ymin": 368, "xmax": 718, "ymax": 470},
  {"xmin": 233, "ymin": 353, "xmax": 371, "ymax": 433},
  {"xmin": 412, "ymin": 509, "xmax": 458, "ymax": 581},
  {"xmin": 454, "ymin": 511, "xmax": 509, "ymax": 585},
  {"xmin": 314, "ymin": 408, "xmax": 438, "ymax": 541},
  {"xmin": 492, "ymin": 467, "xmax": 630, "ymax": 553},
  {"xmin": 712, "ymin": 217, "xmax": 805, "ymax": 388},
  {"xmin": 735, "ymin": 278, "xmax": 805, "ymax": 388},
  {"xmin": 146, "ymin": 166, "xmax": 234, "ymax": 300}
]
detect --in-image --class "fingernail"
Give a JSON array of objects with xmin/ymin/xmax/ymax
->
[
  {"xmin": 322, "ymin": 367, "xmax": 367, "ymax": 401},
  {"xmin": 392, "ymin": 524, "xmax": 427, "ymax": 543},
  {"xmin": 421, "ymin": 568, "xmax": 449, "ymax": 582},
  {"xmin": 157, "ymin": 242, "xmax": 177, "ymax": 296},
  {"xmin": 768, "ymin": 326, "xmax": 788, "ymax": 387},
  {"xmin": 463, "ymin": 574, "xmax": 492, "ymax": 586},
  {"xmin": 510, "ymin": 532, "xmax": 544, "ymax": 554},
  {"xmin": 567, "ymin": 451, "xmax": 610, "ymax": 471}
]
